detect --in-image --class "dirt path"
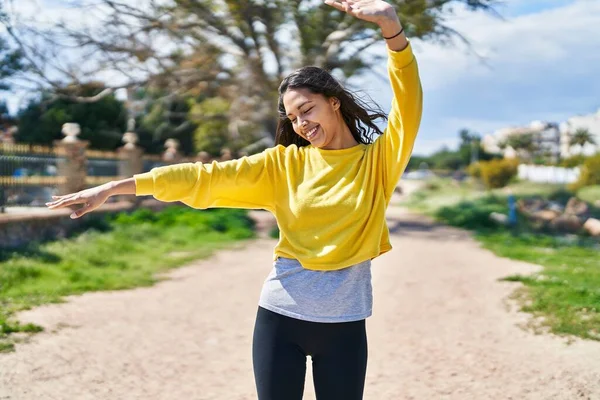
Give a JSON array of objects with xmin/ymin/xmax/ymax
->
[{"xmin": 1, "ymin": 200, "xmax": 600, "ymax": 399}]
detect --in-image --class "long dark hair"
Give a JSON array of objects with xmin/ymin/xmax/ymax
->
[{"xmin": 276, "ymin": 66, "xmax": 387, "ymax": 147}]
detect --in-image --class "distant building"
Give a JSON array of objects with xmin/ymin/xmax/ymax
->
[
  {"xmin": 559, "ymin": 108, "xmax": 600, "ymax": 157},
  {"xmin": 482, "ymin": 108, "xmax": 600, "ymax": 160}
]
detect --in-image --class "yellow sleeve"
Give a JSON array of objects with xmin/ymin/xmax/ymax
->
[
  {"xmin": 375, "ymin": 42, "xmax": 423, "ymax": 201},
  {"xmin": 134, "ymin": 148, "xmax": 278, "ymax": 212}
]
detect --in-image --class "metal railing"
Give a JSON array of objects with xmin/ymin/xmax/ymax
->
[
  {"xmin": 0, "ymin": 144, "xmax": 64, "ymax": 211},
  {"xmin": 0, "ymin": 144, "xmax": 168, "ymax": 211}
]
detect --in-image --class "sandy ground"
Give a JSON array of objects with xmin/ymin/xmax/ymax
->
[{"xmin": 1, "ymin": 184, "xmax": 599, "ymax": 399}]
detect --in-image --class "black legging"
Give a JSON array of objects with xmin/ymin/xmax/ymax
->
[{"xmin": 252, "ymin": 306, "xmax": 368, "ymax": 400}]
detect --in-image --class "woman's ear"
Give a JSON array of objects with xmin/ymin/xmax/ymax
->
[{"xmin": 330, "ymin": 97, "xmax": 340, "ymax": 111}]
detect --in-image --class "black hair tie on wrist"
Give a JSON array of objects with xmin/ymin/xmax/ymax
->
[{"xmin": 383, "ymin": 27, "xmax": 404, "ymax": 40}]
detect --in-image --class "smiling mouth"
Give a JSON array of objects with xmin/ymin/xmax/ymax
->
[{"xmin": 305, "ymin": 125, "xmax": 319, "ymax": 140}]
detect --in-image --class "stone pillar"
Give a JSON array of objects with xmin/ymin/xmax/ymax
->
[
  {"xmin": 1, "ymin": 126, "xmax": 17, "ymax": 144},
  {"xmin": 220, "ymin": 147, "xmax": 233, "ymax": 162},
  {"xmin": 162, "ymin": 138, "xmax": 182, "ymax": 164},
  {"xmin": 54, "ymin": 123, "xmax": 89, "ymax": 196},
  {"xmin": 117, "ymin": 120, "xmax": 143, "ymax": 203},
  {"xmin": 196, "ymin": 151, "xmax": 212, "ymax": 163}
]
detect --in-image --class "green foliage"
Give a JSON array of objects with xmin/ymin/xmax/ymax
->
[
  {"xmin": 466, "ymin": 162, "xmax": 481, "ymax": 178},
  {"xmin": 501, "ymin": 132, "xmax": 536, "ymax": 155},
  {"xmin": 0, "ymin": 206, "xmax": 255, "ymax": 350},
  {"xmin": 560, "ymin": 154, "xmax": 588, "ymax": 168},
  {"xmin": 269, "ymin": 226, "xmax": 280, "ymax": 239},
  {"xmin": 114, "ymin": 206, "xmax": 255, "ymax": 236},
  {"xmin": 191, "ymin": 97, "xmax": 231, "ymax": 156},
  {"xmin": 570, "ymin": 153, "xmax": 600, "ymax": 190},
  {"xmin": 577, "ymin": 185, "xmax": 600, "ymax": 204},
  {"xmin": 407, "ymin": 129, "xmax": 500, "ymax": 172},
  {"xmin": 135, "ymin": 91, "xmax": 198, "ymax": 155},
  {"xmin": 569, "ymin": 128, "xmax": 596, "ymax": 149},
  {"xmin": 435, "ymin": 195, "xmax": 508, "ymax": 231},
  {"xmin": 16, "ymin": 83, "xmax": 127, "ymax": 149},
  {"xmin": 479, "ymin": 158, "xmax": 519, "ymax": 189}
]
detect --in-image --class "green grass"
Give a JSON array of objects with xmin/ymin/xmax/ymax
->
[
  {"xmin": 481, "ymin": 233, "xmax": 600, "ymax": 341},
  {"xmin": 0, "ymin": 206, "xmax": 255, "ymax": 352},
  {"xmin": 578, "ymin": 185, "xmax": 600, "ymax": 204},
  {"xmin": 403, "ymin": 178, "xmax": 600, "ymax": 341}
]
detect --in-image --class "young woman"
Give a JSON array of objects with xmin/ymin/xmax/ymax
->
[{"xmin": 47, "ymin": 1, "xmax": 422, "ymax": 398}]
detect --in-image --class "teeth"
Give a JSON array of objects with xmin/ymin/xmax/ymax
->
[{"xmin": 306, "ymin": 126, "xmax": 318, "ymax": 139}]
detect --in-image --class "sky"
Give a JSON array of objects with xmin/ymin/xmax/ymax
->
[
  {"xmin": 2, "ymin": 0, "xmax": 600, "ymax": 156},
  {"xmin": 355, "ymin": 0, "xmax": 600, "ymax": 155}
]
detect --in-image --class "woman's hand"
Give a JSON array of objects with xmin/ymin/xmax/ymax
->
[
  {"xmin": 323, "ymin": 0, "xmax": 398, "ymax": 26},
  {"xmin": 46, "ymin": 178, "xmax": 136, "ymax": 219},
  {"xmin": 324, "ymin": 0, "xmax": 407, "ymax": 51},
  {"xmin": 46, "ymin": 183, "xmax": 113, "ymax": 219}
]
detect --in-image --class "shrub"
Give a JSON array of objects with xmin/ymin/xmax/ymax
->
[
  {"xmin": 435, "ymin": 196, "xmax": 507, "ymax": 231},
  {"xmin": 560, "ymin": 155, "xmax": 587, "ymax": 168},
  {"xmin": 466, "ymin": 162, "xmax": 481, "ymax": 178},
  {"xmin": 478, "ymin": 158, "xmax": 519, "ymax": 189},
  {"xmin": 570, "ymin": 153, "xmax": 600, "ymax": 190}
]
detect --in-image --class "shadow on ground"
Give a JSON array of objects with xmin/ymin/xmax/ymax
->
[{"xmin": 386, "ymin": 211, "xmax": 472, "ymax": 242}]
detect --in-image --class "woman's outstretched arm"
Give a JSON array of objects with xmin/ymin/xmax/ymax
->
[{"xmin": 48, "ymin": 147, "xmax": 280, "ymax": 218}]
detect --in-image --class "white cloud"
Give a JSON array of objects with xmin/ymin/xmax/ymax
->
[
  {"xmin": 354, "ymin": 0, "xmax": 600, "ymax": 155},
  {"xmin": 412, "ymin": 137, "xmax": 461, "ymax": 156}
]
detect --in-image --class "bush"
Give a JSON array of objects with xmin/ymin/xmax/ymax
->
[
  {"xmin": 570, "ymin": 153, "xmax": 600, "ymax": 190},
  {"xmin": 435, "ymin": 196, "xmax": 507, "ymax": 231},
  {"xmin": 577, "ymin": 185, "xmax": 600, "ymax": 204},
  {"xmin": 560, "ymin": 155, "xmax": 587, "ymax": 168},
  {"xmin": 466, "ymin": 162, "xmax": 481, "ymax": 178},
  {"xmin": 478, "ymin": 158, "xmax": 519, "ymax": 189}
]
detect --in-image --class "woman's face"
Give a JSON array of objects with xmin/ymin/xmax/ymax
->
[{"xmin": 282, "ymin": 88, "xmax": 341, "ymax": 148}]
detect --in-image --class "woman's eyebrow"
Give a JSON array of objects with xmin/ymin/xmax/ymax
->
[{"xmin": 287, "ymin": 101, "xmax": 313, "ymax": 117}]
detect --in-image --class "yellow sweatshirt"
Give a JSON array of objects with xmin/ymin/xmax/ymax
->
[{"xmin": 134, "ymin": 42, "xmax": 422, "ymax": 271}]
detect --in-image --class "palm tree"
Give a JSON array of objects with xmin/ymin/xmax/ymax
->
[
  {"xmin": 569, "ymin": 128, "xmax": 597, "ymax": 155},
  {"xmin": 500, "ymin": 132, "xmax": 536, "ymax": 161}
]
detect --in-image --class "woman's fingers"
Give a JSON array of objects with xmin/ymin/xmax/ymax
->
[
  {"xmin": 70, "ymin": 203, "xmax": 93, "ymax": 219},
  {"xmin": 46, "ymin": 193, "xmax": 77, "ymax": 207},
  {"xmin": 324, "ymin": 0, "xmax": 346, "ymax": 12},
  {"xmin": 46, "ymin": 195, "xmax": 87, "ymax": 209}
]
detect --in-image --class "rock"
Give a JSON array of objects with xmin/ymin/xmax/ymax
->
[
  {"xmin": 517, "ymin": 198, "xmax": 547, "ymax": 215},
  {"xmin": 532, "ymin": 210, "xmax": 561, "ymax": 222},
  {"xmin": 490, "ymin": 212, "xmax": 508, "ymax": 225},
  {"xmin": 565, "ymin": 197, "xmax": 589, "ymax": 217},
  {"xmin": 583, "ymin": 218, "xmax": 600, "ymax": 237},
  {"xmin": 547, "ymin": 201, "xmax": 564, "ymax": 213},
  {"xmin": 550, "ymin": 214, "xmax": 583, "ymax": 233}
]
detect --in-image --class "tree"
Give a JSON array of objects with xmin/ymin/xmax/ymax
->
[
  {"xmin": 456, "ymin": 128, "xmax": 499, "ymax": 166},
  {"xmin": 569, "ymin": 128, "xmax": 596, "ymax": 155},
  {"xmin": 3, "ymin": 0, "xmax": 498, "ymax": 143},
  {"xmin": 500, "ymin": 132, "xmax": 536, "ymax": 161},
  {"xmin": 133, "ymin": 90, "xmax": 199, "ymax": 155},
  {"xmin": 0, "ymin": 4, "xmax": 24, "ymax": 91},
  {"xmin": 16, "ymin": 82, "xmax": 127, "ymax": 149}
]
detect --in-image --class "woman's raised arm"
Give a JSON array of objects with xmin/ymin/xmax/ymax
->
[{"xmin": 324, "ymin": 0, "xmax": 423, "ymax": 199}]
